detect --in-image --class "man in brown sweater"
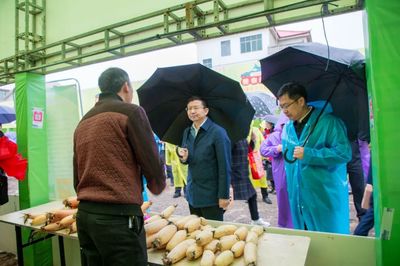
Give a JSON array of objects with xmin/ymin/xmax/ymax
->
[{"xmin": 73, "ymin": 67, "xmax": 166, "ymax": 266}]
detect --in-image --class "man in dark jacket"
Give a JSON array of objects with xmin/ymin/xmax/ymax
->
[
  {"xmin": 177, "ymin": 96, "xmax": 231, "ymax": 221},
  {"xmin": 73, "ymin": 67, "xmax": 166, "ymax": 266}
]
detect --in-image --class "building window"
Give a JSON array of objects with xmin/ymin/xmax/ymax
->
[
  {"xmin": 202, "ymin": 58, "xmax": 212, "ymax": 68},
  {"xmin": 240, "ymin": 34, "xmax": 262, "ymax": 53},
  {"xmin": 221, "ymin": 40, "xmax": 231, "ymax": 56}
]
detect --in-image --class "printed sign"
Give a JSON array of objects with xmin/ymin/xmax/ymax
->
[{"xmin": 32, "ymin": 108, "xmax": 44, "ymax": 128}]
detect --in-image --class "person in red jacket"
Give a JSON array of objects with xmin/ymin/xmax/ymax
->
[
  {"xmin": 0, "ymin": 126, "xmax": 27, "ymax": 180},
  {"xmin": 0, "ymin": 126, "xmax": 27, "ymax": 205}
]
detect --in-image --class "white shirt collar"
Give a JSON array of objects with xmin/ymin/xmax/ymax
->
[{"xmin": 191, "ymin": 117, "xmax": 208, "ymax": 136}]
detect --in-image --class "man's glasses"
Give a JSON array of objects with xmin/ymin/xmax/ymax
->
[
  {"xmin": 279, "ymin": 98, "xmax": 299, "ymax": 110},
  {"xmin": 185, "ymin": 106, "xmax": 205, "ymax": 112}
]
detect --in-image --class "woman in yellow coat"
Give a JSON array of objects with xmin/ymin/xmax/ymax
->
[
  {"xmin": 248, "ymin": 124, "xmax": 272, "ymax": 204},
  {"xmin": 165, "ymin": 142, "xmax": 188, "ymax": 198}
]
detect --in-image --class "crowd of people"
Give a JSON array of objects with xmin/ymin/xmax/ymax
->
[{"xmin": 72, "ymin": 68, "xmax": 373, "ymax": 265}]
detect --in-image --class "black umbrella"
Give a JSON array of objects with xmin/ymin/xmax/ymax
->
[
  {"xmin": 260, "ymin": 42, "xmax": 369, "ymax": 162},
  {"xmin": 137, "ymin": 63, "xmax": 255, "ymax": 145}
]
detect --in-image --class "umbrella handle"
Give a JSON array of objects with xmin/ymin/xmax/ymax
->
[
  {"xmin": 175, "ymin": 146, "xmax": 183, "ymax": 158},
  {"xmin": 284, "ymin": 148, "xmax": 297, "ymax": 163}
]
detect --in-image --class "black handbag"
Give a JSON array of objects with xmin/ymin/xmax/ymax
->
[{"xmin": 0, "ymin": 170, "xmax": 8, "ymax": 205}]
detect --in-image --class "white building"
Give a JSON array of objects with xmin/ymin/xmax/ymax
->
[{"xmin": 195, "ymin": 27, "xmax": 312, "ymax": 69}]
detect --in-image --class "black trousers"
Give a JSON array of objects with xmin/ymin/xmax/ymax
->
[
  {"xmin": 0, "ymin": 173, "xmax": 8, "ymax": 205},
  {"xmin": 354, "ymin": 206, "xmax": 374, "ymax": 236},
  {"xmin": 189, "ymin": 204, "xmax": 224, "ymax": 221},
  {"xmin": 247, "ymin": 193, "xmax": 259, "ymax": 221},
  {"xmin": 347, "ymin": 140, "xmax": 367, "ymax": 218},
  {"xmin": 76, "ymin": 209, "xmax": 147, "ymax": 266},
  {"xmin": 261, "ymin": 187, "xmax": 269, "ymax": 199}
]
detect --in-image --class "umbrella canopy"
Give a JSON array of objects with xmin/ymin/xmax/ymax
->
[
  {"xmin": 137, "ymin": 63, "xmax": 255, "ymax": 145},
  {"xmin": 245, "ymin": 91, "xmax": 278, "ymax": 119},
  {"xmin": 260, "ymin": 42, "xmax": 369, "ymax": 142},
  {"xmin": 263, "ymin": 114, "xmax": 279, "ymax": 125},
  {"xmin": 0, "ymin": 105, "xmax": 16, "ymax": 124}
]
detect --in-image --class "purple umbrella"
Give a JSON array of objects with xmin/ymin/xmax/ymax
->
[{"xmin": 0, "ymin": 105, "xmax": 16, "ymax": 124}]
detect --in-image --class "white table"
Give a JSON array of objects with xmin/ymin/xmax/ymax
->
[
  {"xmin": 0, "ymin": 201, "xmax": 76, "ymax": 266},
  {"xmin": 0, "ymin": 201, "xmax": 311, "ymax": 266}
]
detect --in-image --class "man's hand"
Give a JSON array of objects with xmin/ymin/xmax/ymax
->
[
  {"xmin": 293, "ymin": 146, "xmax": 304, "ymax": 160},
  {"xmin": 177, "ymin": 147, "xmax": 189, "ymax": 162},
  {"xmin": 219, "ymin": 198, "xmax": 230, "ymax": 209}
]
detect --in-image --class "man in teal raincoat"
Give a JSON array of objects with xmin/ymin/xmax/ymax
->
[{"xmin": 278, "ymin": 82, "xmax": 351, "ymax": 234}]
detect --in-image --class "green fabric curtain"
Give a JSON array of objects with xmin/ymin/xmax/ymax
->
[
  {"xmin": 365, "ymin": 1, "xmax": 400, "ymax": 265},
  {"xmin": 15, "ymin": 72, "xmax": 52, "ymax": 266}
]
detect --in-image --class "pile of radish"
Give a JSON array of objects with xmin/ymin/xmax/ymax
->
[
  {"xmin": 23, "ymin": 198, "xmax": 153, "ymax": 236},
  {"xmin": 146, "ymin": 204, "xmax": 264, "ymax": 266},
  {"xmin": 24, "ymin": 200, "xmax": 264, "ymax": 265},
  {"xmin": 23, "ymin": 196, "xmax": 80, "ymax": 234}
]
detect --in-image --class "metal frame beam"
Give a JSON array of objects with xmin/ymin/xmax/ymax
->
[
  {"xmin": 0, "ymin": 0, "xmax": 364, "ymax": 85},
  {"xmin": 13, "ymin": 0, "xmax": 46, "ymax": 78}
]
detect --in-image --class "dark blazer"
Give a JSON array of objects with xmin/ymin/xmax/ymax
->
[{"xmin": 181, "ymin": 118, "xmax": 231, "ymax": 208}]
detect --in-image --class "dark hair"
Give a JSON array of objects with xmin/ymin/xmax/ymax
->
[
  {"xmin": 187, "ymin": 96, "xmax": 208, "ymax": 108},
  {"xmin": 98, "ymin": 67, "xmax": 130, "ymax": 93},
  {"xmin": 277, "ymin": 82, "xmax": 307, "ymax": 102}
]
